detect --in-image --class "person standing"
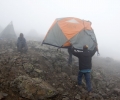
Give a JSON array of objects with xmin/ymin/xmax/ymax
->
[{"xmin": 70, "ymin": 45, "xmax": 98, "ymax": 93}]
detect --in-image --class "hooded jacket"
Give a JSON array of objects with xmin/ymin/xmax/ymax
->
[{"xmin": 17, "ymin": 37, "xmax": 26, "ymax": 46}]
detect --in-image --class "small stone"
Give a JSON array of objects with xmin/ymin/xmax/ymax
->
[
  {"xmin": 57, "ymin": 88, "xmax": 64, "ymax": 92},
  {"xmin": 81, "ymin": 88, "xmax": 87, "ymax": 93},
  {"xmin": 113, "ymin": 88, "xmax": 120, "ymax": 95},
  {"xmin": 34, "ymin": 69, "xmax": 43, "ymax": 73},
  {"xmin": 62, "ymin": 92, "xmax": 69, "ymax": 96},
  {"xmin": 62, "ymin": 97, "xmax": 69, "ymax": 100},
  {"xmin": 70, "ymin": 75, "xmax": 77, "ymax": 82},
  {"xmin": 75, "ymin": 94, "xmax": 81, "ymax": 100},
  {"xmin": 52, "ymin": 83, "xmax": 55, "ymax": 86}
]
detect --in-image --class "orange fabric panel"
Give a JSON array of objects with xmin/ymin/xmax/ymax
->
[
  {"xmin": 58, "ymin": 17, "xmax": 91, "ymax": 40},
  {"xmin": 62, "ymin": 41, "xmax": 71, "ymax": 47},
  {"xmin": 43, "ymin": 20, "xmax": 57, "ymax": 40},
  {"xmin": 44, "ymin": 17, "xmax": 92, "ymax": 41}
]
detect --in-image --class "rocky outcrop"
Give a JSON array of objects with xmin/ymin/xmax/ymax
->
[
  {"xmin": 11, "ymin": 75, "xmax": 58, "ymax": 100},
  {"xmin": 0, "ymin": 40, "xmax": 120, "ymax": 100}
]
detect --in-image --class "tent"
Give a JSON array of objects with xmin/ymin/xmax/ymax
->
[
  {"xmin": 0, "ymin": 21, "xmax": 17, "ymax": 40},
  {"xmin": 42, "ymin": 17, "xmax": 97, "ymax": 50}
]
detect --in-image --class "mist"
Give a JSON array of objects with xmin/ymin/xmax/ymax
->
[{"xmin": 0, "ymin": 0, "xmax": 120, "ymax": 60}]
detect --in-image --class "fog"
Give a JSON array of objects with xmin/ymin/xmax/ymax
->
[{"xmin": 0, "ymin": 0, "xmax": 120, "ymax": 60}]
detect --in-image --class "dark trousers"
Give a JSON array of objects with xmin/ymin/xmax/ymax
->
[
  {"xmin": 78, "ymin": 71, "xmax": 92, "ymax": 92},
  {"xmin": 17, "ymin": 43, "xmax": 27, "ymax": 52},
  {"xmin": 68, "ymin": 48, "xmax": 72, "ymax": 64},
  {"xmin": 68, "ymin": 52, "xmax": 72, "ymax": 64}
]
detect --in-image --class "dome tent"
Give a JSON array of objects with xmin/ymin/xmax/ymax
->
[{"xmin": 42, "ymin": 17, "xmax": 97, "ymax": 51}]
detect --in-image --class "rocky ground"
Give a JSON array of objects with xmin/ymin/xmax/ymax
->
[{"xmin": 0, "ymin": 40, "xmax": 120, "ymax": 100}]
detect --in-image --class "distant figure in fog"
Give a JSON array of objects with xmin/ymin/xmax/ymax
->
[{"xmin": 17, "ymin": 33, "xmax": 28, "ymax": 52}]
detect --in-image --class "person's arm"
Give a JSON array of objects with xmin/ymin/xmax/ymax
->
[
  {"xmin": 70, "ymin": 47, "xmax": 82, "ymax": 57},
  {"xmin": 90, "ymin": 46, "xmax": 97, "ymax": 57}
]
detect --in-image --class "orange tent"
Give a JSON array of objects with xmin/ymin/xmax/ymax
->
[{"xmin": 42, "ymin": 17, "xmax": 97, "ymax": 50}]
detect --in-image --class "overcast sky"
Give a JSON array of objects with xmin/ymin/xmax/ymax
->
[{"xmin": 0, "ymin": 0, "xmax": 120, "ymax": 60}]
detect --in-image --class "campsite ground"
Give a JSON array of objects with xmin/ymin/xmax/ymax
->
[{"xmin": 0, "ymin": 41, "xmax": 120, "ymax": 100}]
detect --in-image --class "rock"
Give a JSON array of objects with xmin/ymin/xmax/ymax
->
[
  {"xmin": 0, "ymin": 92, "xmax": 8, "ymax": 100},
  {"xmin": 94, "ymin": 72, "xmax": 102, "ymax": 80},
  {"xmin": 35, "ymin": 46, "xmax": 41, "ymax": 51},
  {"xmin": 62, "ymin": 97, "xmax": 69, "ymax": 100},
  {"xmin": 11, "ymin": 75, "xmax": 58, "ymax": 100},
  {"xmin": 23, "ymin": 63, "xmax": 34, "ymax": 73},
  {"xmin": 1, "ymin": 40, "xmax": 120, "ymax": 100},
  {"xmin": 56, "ymin": 72, "xmax": 69, "ymax": 79},
  {"xmin": 57, "ymin": 88, "xmax": 64, "ymax": 92},
  {"xmin": 106, "ymin": 88, "xmax": 110, "ymax": 92},
  {"xmin": 75, "ymin": 94, "xmax": 81, "ymax": 100},
  {"xmin": 8, "ymin": 48, "xmax": 13, "ymax": 52},
  {"xmin": 61, "ymin": 72, "xmax": 69, "ymax": 78},
  {"xmin": 113, "ymin": 88, "xmax": 120, "ymax": 95},
  {"xmin": 34, "ymin": 69, "xmax": 43, "ymax": 73},
  {"xmin": 70, "ymin": 75, "xmax": 77, "ymax": 82},
  {"xmin": 31, "ymin": 69, "xmax": 43, "ymax": 77},
  {"xmin": 101, "ymin": 93, "xmax": 108, "ymax": 99},
  {"xmin": 0, "ymin": 51, "xmax": 6, "ymax": 54},
  {"xmin": 52, "ymin": 83, "xmax": 55, "ymax": 86},
  {"xmin": 81, "ymin": 88, "xmax": 87, "ymax": 93},
  {"xmin": 88, "ymin": 93, "xmax": 103, "ymax": 99},
  {"xmin": 62, "ymin": 92, "xmax": 69, "ymax": 97}
]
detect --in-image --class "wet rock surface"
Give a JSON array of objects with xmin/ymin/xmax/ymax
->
[
  {"xmin": 0, "ymin": 40, "xmax": 120, "ymax": 100},
  {"xmin": 11, "ymin": 75, "xmax": 58, "ymax": 100}
]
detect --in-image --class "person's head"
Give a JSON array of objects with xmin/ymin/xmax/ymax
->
[
  {"xmin": 83, "ymin": 45, "xmax": 88, "ymax": 51},
  {"xmin": 20, "ymin": 33, "xmax": 24, "ymax": 37}
]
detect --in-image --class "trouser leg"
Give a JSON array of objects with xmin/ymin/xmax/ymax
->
[
  {"xmin": 84, "ymin": 72, "xmax": 92, "ymax": 92},
  {"xmin": 17, "ymin": 43, "xmax": 22, "ymax": 52},
  {"xmin": 68, "ymin": 53, "xmax": 72, "ymax": 64},
  {"xmin": 21, "ymin": 43, "xmax": 28, "ymax": 53},
  {"xmin": 78, "ymin": 71, "xmax": 83, "ymax": 85},
  {"xmin": 23, "ymin": 44, "xmax": 28, "ymax": 52}
]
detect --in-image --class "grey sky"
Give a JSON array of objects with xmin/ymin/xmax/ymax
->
[{"xmin": 0, "ymin": 0, "xmax": 120, "ymax": 60}]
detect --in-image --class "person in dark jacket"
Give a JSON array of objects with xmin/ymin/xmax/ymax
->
[
  {"xmin": 17, "ymin": 33, "xmax": 28, "ymax": 52},
  {"xmin": 71, "ymin": 45, "xmax": 98, "ymax": 93}
]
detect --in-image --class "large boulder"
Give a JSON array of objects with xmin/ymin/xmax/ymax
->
[{"xmin": 11, "ymin": 75, "xmax": 58, "ymax": 100}]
